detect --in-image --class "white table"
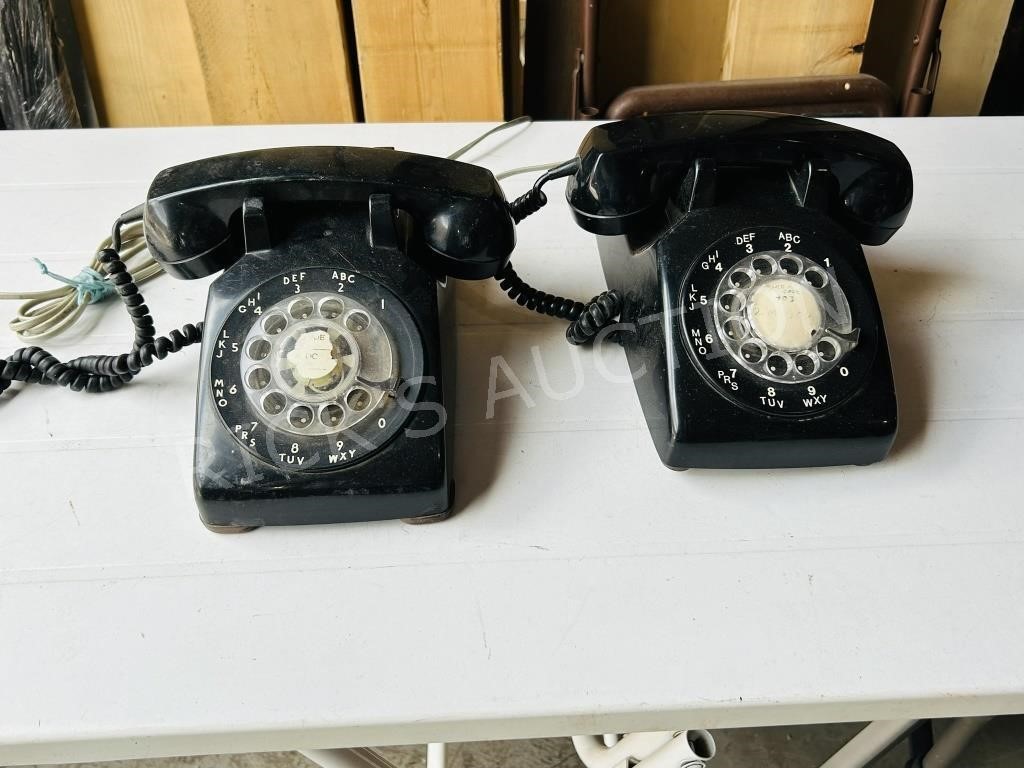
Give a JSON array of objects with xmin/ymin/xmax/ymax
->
[{"xmin": 1, "ymin": 118, "xmax": 1022, "ymax": 766}]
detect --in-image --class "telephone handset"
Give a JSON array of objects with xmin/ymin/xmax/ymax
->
[
  {"xmin": 565, "ymin": 111, "xmax": 912, "ymax": 243},
  {"xmin": 145, "ymin": 146, "xmax": 514, "ymax": 281},
  {"xmin": 144, "ymin": 146, "xmax": 516, "ymax": 530},
  {"xmin": 560, "ymin": 112, "xmax": 913, "ymax": 469}
]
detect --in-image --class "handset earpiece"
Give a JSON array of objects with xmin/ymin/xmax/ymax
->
[
  {"xmin": 144, "ymin": 197, "xmax": 235, "ymax": 279},
  {"xmin": 418, "ymin": 195, "xmax": 515, "ymax": 280}
]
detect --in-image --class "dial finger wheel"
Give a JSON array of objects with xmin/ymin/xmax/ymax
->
[
  {"xmin": 240, "ymin": 291, "xmax": 396, "ymax": 438},
  {"xmin": 208, "ymin": 267, "xmax": 425, "ymax": 471},
  {"xmin": 681, "ymin": 226, "xmax": 879, "ymax": 417},
  {"xmin": 712, "ymin": 251, "xmax": 857, "ymax": 385}
]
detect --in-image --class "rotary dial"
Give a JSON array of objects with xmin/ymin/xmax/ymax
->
[
  {"xmin": 209, "ymin": 267, "xmax": 424, "ymax": 472},
  {"xmin": 680, "ymin": 226, "xmax": 876, "ymax": 416},
  {"xmin": 240, "ymin": 292, "xmax": 396, "ymax": 437},
  {"xmin": 713, "ymin": 250, "xmax": 858, "ymax": 385}
]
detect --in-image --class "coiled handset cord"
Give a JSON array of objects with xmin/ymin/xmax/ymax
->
[
  {"xmin": 0, "ymin": 210, "xmax": 202, "ymax": 396},
  {"xmin": 501, "ymin": 160, "xmax": 622, "ymax": 345}
]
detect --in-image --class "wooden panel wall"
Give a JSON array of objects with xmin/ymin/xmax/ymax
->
[
  {"xmin": 596, "ymin": 0, "xmax": 730, "ymax": 107},
  {"xmin": 722, "ymin": 0, "xmax": 873, "ymax": 80},
  {"xmin": 71, "ymin": 0, "xmax": 357, "ymax": 126},
  {"xmin": 594, "ymin": 0, "xmax": 873, "ymax": 107},
  {"xmin": 350, "ymin": 0, "xmax": 505, "ymax": 121}
]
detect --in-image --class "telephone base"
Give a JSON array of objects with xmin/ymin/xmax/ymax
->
[
  {"xmin": 402, "ymin": 508, "xmax": 454, "ymax": 525},
  {"xmin": 599, "ymin": 204, "xmax": 898, "ymax": 470},
  {"xmin": 191, "ymin": 208, "xmax": 455, "ymax": 529},
  {"xmin": 203, "ymin": 522, "xmax": 259, "ymax": 535}
]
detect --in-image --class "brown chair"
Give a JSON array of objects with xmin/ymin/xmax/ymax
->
[
  {"xmin": 605, "ymin": 74, "xmax": 896, "ymax": 120},
  {"xmin": 522, "ymin": 0, "xmax": 947, "ymax": 120}
]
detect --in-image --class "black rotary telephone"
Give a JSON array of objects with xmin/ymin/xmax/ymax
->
[
  {"xmin": 145, "ymin": 147, "xmax": 517, "ymax": 530},
  {"xmin": 1, "ymin": 112, "xmax": 914, "ymax": 530},
  {"xmin": 0, "ymin": 146, "xmax": 516, "ymax": 531},
  {"xmin": 519, "ymin": 111, "xmax": 913, "ymax": 469}
]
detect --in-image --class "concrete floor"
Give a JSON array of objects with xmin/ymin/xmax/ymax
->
[{"xmin": 23, "ymin": 717, "xmax": 1024, "ymax": 768}]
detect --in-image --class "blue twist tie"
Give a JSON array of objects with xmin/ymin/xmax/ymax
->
[{"xmin": 34, "ymin": 258, "xmax": 116, "ymax": 305}]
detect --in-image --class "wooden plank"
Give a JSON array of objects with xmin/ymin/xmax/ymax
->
[
  {"xmin": 932, "ymin": 0, "xmax": 1015, "ymax": 115},
  {"xmin": 71, "ymin": 0, "xmax": 357, "ymax": 126},
  {"xmin": 722, "ymin": 0, "xmax": 874, "ymax": 80},
  {"xmin": 71, "ymin": 0, "xmax": 211, "ymax": 126},
  {"xmin": 596, "ymin": 0, "xmax": 730, "ymax": 106},
  {"xmin": 184, "ymin": 0, "xmax": 357, "ymax": 124},
  {"xmin": 592, "ymin": 0, "xmax": 872, "ymax": 108},
  {"xmin": 350, "ymin": 0, "xmax": 504, "ymax": 121}
]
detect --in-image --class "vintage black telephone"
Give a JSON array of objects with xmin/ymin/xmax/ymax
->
[
  {"xmin": 516, "ymin": 111, "xmax": 914, "ymax": 469},
  {"xmin": 1, "ymin": 112, "xmax": 913, "ymax": 530},
  {"xmin": 147, "ymin": 147, "xmax": 521, "ymax": 530},
  {"xmin": 0, "ymin": 146, "xmax": 518, "ymax": 531}
]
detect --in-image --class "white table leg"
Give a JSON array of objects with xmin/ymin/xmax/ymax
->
[
  {"xmin": 818, "ymin": 720, "xmax": 920, "ymax": 768},
  {"xmin": 427, "ymin": 742, "xmax": 447, "ymax": 768},
  {"xmin": 922, "ymin": 717, "xmax": 992, "ymax": 768},
  {"xmin": 301, "ymin": 747, "xmax": 403, "ymax": 768},
  {"xmin": 302, "ymin": 743, "xmax": 449, "ymax": 768}
]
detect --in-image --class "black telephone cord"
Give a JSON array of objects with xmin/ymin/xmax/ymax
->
[
  {"xmin": 0, "ymin": 218, "xmax": 202, "ymax": 397},
  {"xmin": 502, "ymin": 160, "xmax": 622, "ymax": 345}
]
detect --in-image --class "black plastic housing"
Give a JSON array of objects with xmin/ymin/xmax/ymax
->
[
  {"xmin": 193, "ymin": 207, "xmax": 454, "ymax": 528},
  {"xmin": 139, "ymin": 146, "xmax": 511, "ymax": 529},
  {"xmin": 599, "ymin": 208, "xmax": 898, "ymax": 469},
  {"xmin": 568, "ymin": 112, "xmax": 908, "ymax": 469}
]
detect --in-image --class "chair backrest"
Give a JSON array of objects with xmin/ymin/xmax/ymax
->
[{"xmin": 604, "ymin": 75, "xmax": 896, "ymax": 120}]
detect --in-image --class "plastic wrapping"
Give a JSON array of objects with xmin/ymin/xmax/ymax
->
[{"xmin": 0, "ymin": 0, "xmax": 80, "ymax": 129}]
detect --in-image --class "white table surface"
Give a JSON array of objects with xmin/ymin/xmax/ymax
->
[{"xmin": 1, "ymin": 118, "xmax": 1023, "ymax": 766}]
